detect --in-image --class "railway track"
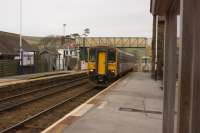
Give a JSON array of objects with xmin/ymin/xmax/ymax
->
[
  {"xmin": 0, "ymin": 73, "xmax": 97, "ymax": 132},
  {"xmin": 0, "ymin": 73, "xmax": 86, "ymax": 99},
  {"xmin": 0, "ymin": 71, "xmax": 109, "ymax": 133},
  {"xmin": 0, "ymin": 87, "xmax": 100, "ymax": 133},
  {"xmin": 0, "ymin": 76, "xmax": 88, "ymax": 112}
]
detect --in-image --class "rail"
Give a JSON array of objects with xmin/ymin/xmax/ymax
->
[
  {"xmin": 0, "ymin": 87, "xmax": 94, "ymax": 133},
  {"xmin": 0, "ymin": 76, "xmax": 88, "ymax": 112}
]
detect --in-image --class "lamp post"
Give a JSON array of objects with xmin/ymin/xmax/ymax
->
[
  {"xmin": 19, "ymin": 0, "xmax": 23, "ymax": 68},
  {"xmin": 63, "ymin": 24, "xmax": 66, "ymax": 38}
]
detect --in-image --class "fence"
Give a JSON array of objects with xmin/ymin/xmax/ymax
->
[
  {"xmin": 0, "ymin": 53, "xmax": 76, "ymax": 77},
  {"xmin": 0, "ymin": 59, "xmax": 49, "ymax": 78},
  {"xmin": 0, "ymin": 60, "xmax": 19, "ymax": 77}
]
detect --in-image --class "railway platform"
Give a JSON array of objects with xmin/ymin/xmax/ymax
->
[
  {"xmin": 43, "ymin": 72, "xmax": 163, "ymax": 133},
  {"xmin": 0, "ymin": 71, "xmax": 83, "ymax": 88}
]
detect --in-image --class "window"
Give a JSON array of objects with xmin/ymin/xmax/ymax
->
[
  {"xmin": 108, "ymin": 49, "xmax": 116, "ymax": 63},
  {"xmin": 89, "ymin": 48, "xmax": 96, "ymax": 62}
]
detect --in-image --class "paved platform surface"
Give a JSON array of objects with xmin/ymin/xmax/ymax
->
[
  {"xmin": 43, "ymin": 72, "xmax": 163, "ymax": 133},
  {"xmin": 0, "ymin": 71, "xmax": 81, "ymax": 87}
]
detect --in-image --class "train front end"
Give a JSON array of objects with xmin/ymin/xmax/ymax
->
[{"xmin": 88, "ymin": 46, "xmax": 117, "ymax": 85}]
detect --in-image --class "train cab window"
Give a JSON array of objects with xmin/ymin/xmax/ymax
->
[
  {"xmin": 89, "ymin": 48, "xmax": 96, "ymax": 62},
  {"xmin": 108, "ymin": 49, "xmax": 116, "ymax": 63}
]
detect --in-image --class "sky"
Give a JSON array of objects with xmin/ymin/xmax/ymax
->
[{"xmin": 0, "ymin": 0, "xmax": 152, "ymax": 37}]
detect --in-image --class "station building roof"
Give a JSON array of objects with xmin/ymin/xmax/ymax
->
[{"xmin": 0, "ymin": 31, "xmax": 34, "ymax": 56}]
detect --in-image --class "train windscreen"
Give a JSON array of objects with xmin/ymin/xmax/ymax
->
[
  {"xmin": 89, "ymin": 48, "xmax": 96, "ymax": 62},
  {"xmin": 108, "ymin": 49, "xmax": 116, "ymax": 63}
]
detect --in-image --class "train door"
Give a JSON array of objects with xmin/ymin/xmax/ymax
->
[{"xmin": 98, "ymin": 52, "xmax": 106, "ymax": 75}]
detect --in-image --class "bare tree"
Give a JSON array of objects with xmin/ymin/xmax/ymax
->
[{"xmin": 83, "ymin": 28, "xmax": 90, "ymax": 37}]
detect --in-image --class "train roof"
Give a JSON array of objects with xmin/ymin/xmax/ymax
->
[
  {"xmin": 117, "ymin": 49, "xmax": 135, "ymax": 57},
  {"xmin": 89, "ymin": 45, "xmax": 115, "ymax": 49},
  {"xmin": 89, "ymin": 45, "xmax": 134, "ymax": 57}
]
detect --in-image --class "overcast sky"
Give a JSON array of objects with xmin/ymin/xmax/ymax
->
[{"xmin": 0, "ymin": 0, "xmax": 152, "ymax": 37}]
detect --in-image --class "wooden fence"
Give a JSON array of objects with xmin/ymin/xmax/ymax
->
[{"xmin": 0, "ymin": 60, "xmax": 19, "ymax": 77}]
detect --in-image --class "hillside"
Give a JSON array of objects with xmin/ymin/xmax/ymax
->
[{"xmin": 23, "ymin": 36, "xmax": 43, "ymax": 46}]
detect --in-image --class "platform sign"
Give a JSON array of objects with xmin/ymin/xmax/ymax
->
[
  {"xmin": 81, "ymin": 61, "xmax": 88, "ymax": 70},
  {"xmin": 23, "ymin": 52, "xmax": 34, "ymax": 66}
]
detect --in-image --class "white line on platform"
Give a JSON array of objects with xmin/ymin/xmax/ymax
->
[
  {"xmin": 97, "ymin": 101, "xmax": 108, "ymax": 109},
  {"xmin": 72, "ymin": 104, "xmax": 94, "ymax": 116}
]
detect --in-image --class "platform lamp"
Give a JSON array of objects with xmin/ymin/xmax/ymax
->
[{"xmin": 63, "ymin": 24, "xmax": 66, "ymax": 39}]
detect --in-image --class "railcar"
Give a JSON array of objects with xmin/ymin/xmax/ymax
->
[{"xmin": 88, "ymin": 46, "xmax": 135, "ymax": 85}]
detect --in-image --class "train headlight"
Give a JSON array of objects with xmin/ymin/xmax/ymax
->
[{"xmin": 90, "ymin": 69, "xmax": 94, "ymax": 72}]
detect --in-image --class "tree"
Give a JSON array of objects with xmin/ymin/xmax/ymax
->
[
  {"xmin": 83, "ymin": 28, "xmax": 90, "ymax": 36},
  {"xmin": 71, "ymin": 33, "xmax": 80, "ymax": 38}
]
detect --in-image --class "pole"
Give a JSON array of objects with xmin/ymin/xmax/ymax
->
[
  {"xmin": 76, "ymin": 37, "xmax": 80, "ymax": 70},
  {"xmin": 155, "ymin": 15, "xmax": 158, "ymax": 80},
  {"xmin": 63, "ymin": 24, "xmax": 67, "ymax": 71},
  {"xmin": 63, "ymin": 24, "xmax": 66, "ymax": 37},
  {"xmin": 20, "ymin": 0, "xmax": 23, "ymax": 67},
  {"xmin": 67, "ymin": 45, "xmax": 70, "ymax": 71},
  {"xmin": 144, "ymin": 38, "xmax": 147, "ymax": 72},
  {"xmin": 83, "ymin": 37, "xmax": 86, "ymax": 62}
]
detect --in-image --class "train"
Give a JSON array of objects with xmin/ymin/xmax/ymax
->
[{"xmin": 87, "ymin": 46, "xmax": 135, "ymax": 86}]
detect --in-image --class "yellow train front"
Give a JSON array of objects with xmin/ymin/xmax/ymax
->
[{"xmin": 88, "ymin": 46, "xmax": 135, "ymax": 86}]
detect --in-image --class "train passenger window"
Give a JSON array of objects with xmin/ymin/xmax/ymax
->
[
  {"xmin": 89, "ymin": 48, "xmax": 96, "ymax": 61},
  {"xmin": 108, "ymin": 50, "xmax": 116, "ymax": 63}
]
